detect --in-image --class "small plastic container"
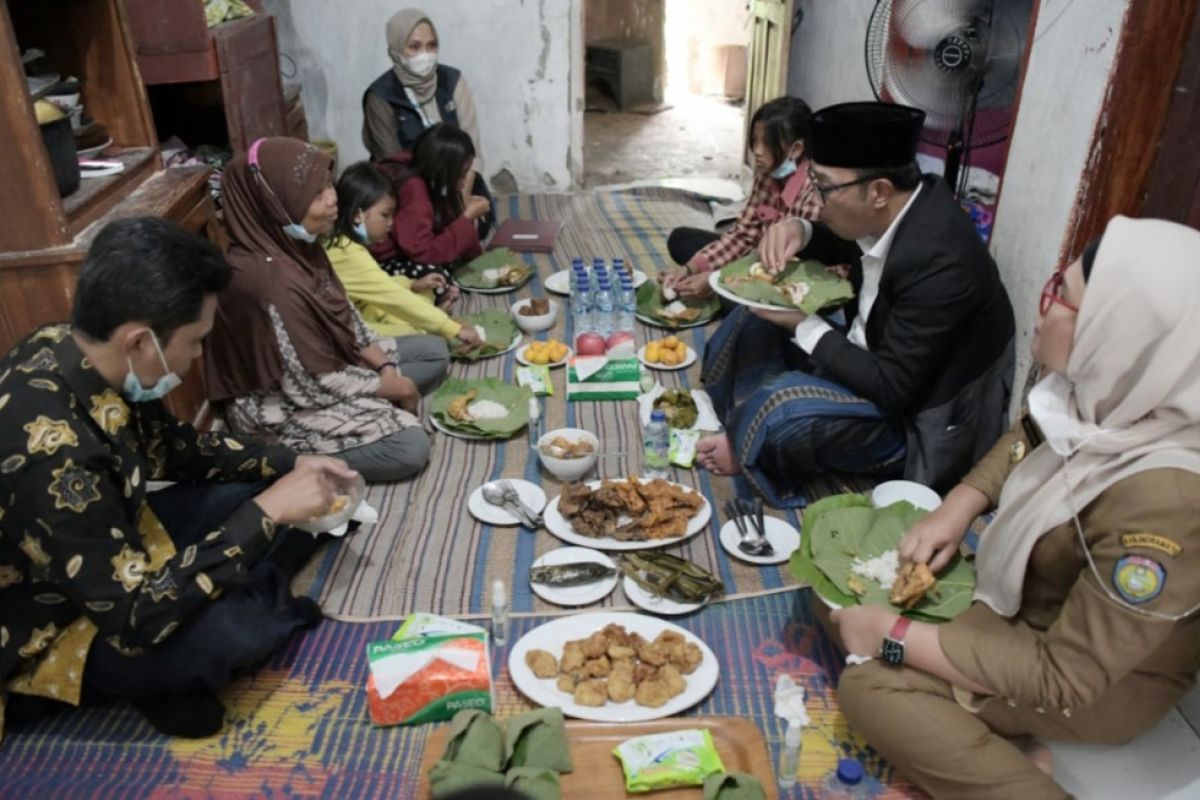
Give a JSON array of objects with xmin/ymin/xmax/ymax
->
[{"xmin": 821, "ymin": 758, "xmax": 869, "ymax": 799}]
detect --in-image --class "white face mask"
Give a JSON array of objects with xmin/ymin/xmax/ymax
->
[
  {"xmin": 402, "ymin": 52, "xmax": 437, "ymax": 77},
  {"xmin": 283, "ymin": 222, "xmax": 317, "ymax": 243},
  {"xmin": 1027, "ymin": 372, "xmax": 1112, "ymax": 457}
]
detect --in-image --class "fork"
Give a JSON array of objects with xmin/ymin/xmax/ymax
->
[
  {"xmin": 727, "ymin": 500, "xmax": 770, "ymax": 557},
  {"xmin": 500, "ymin": 479, "xmax": 542, "ymax": 527},
  {"xmin": 736, "ymin": 497, "xmax": 774, "ymax": 557}
]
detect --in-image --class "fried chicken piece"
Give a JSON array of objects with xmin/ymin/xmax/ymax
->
[
  {"xmin": 600, "ymin": 623, "xmax": 632, "ymax": 646},
  {"xmin": 889, "ymin": 562, "xmax": 937, "ymax": 609},
  {"xmin": 557, "ymin": 483, "xmax": 592, "ymax": 517},
  {"xmin": 610, "ymin": 657, "xmax": 636, "ymax": 678},
  {"xmin": 674, "ymin": 642, "xmax": 704, "ymax": 674},
  {"xmin": 574, "ymin": 679, "xmax": 608, "ymax": 707},
  {"xmin": 607, "ymin": 642, "xmax": 636, "ymax": 660},
  {"xmin": 557, "ymin": 673, "xmax": 579, "ymax": 693},
  {"xmin": 524, "ymin": 649, "xmax": 558, "ymax": 679},
  {"xmin": 448, "ymin": 390, "xmax": 478, "ymax": 422},
  {"xmin": 561, "ymin": 641, "xmax": 586, "ymax": 673},
  {"xmin": 633, "ymin": 661, "xmax": 659, "ymax": 685},
  {"xmin": 634, "ymin": 637, "xmax": 667, "ymax": 666},
  {"xmin": 658, "ymin": 663, "xmax": 687, "ymax": 697},
  {"xmin": 581, "ymin": 631, "xmax": 609, "ymax": 659},
  {"xmin": 584, "ymin": 655, "xmax": 611, "ymax": 677},
  {"xmin": 634, "ymin": 678, "xmax": 671, "ymax": 708},
  {"xmin": 607, "ymin": 670, "xmax": 636, "ymax": 703}
]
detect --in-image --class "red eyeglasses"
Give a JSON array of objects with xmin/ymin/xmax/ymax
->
[{"xmin": 1040, "ymin": 269, "xmax": 1079, "ymax": 315}]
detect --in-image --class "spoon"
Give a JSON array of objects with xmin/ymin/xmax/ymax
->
[
  {"xmin": 481, "ymin": 481, "xmax": 538, "ymax": 528},
  {"xmin": 500, "ymin": 479, "xmax": 543, "ymax": 527}
]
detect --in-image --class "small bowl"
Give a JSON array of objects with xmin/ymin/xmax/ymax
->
[
  {"xmin": 537, "ymin": 428, "xmax": 600, "ymax": 481},
  {"xmin": 871, "ymin": 480, "xmax": 941, "ymax": 512},
  {"xmin": 292, "ymin": 473, "xmax": 367, "ymax": 534},
  {"xmin": 511, "ymin": 298, "xmax": 559, "ymax": 333}
]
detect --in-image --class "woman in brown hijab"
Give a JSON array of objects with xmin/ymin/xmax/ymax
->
[{"xmin": 205, "ymin": 137, "xmax": 444, "ymax": 482}]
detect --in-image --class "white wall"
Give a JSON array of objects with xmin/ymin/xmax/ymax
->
[
  {"xmin": 264, "ymin": 0, "xmax": 582, "ymax": 191},
  {"xmin": 785, "ymin": 0, "xmax": 1131, "ymax": 411}
]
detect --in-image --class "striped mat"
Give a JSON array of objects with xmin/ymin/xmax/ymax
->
[
  {"xmin": 293, "ymin": 187, "xmax": 871, "ymax": 621},
  {"xmin": 0, "ymin": 591, "xmax": 921, "ymax": 799}
]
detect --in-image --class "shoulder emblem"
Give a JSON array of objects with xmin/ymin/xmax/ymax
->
[
  {"xmin": 1112, "ymin": 555, "xmax": 1166, "ymax": 605},
  {"xmin": 1120, "ymin": 532, "xmax": 1182, "ymax": 558}
]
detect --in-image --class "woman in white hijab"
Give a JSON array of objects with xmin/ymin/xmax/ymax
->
[{"xmin": 826, "ymin": 216, "xmax": 1200, "ymax": 799}]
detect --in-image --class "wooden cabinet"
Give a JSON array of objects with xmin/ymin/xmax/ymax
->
[{"xmin": 0, "ymin": 0, "xmax": 221, "ymax": 426}]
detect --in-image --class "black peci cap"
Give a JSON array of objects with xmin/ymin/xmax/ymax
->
[{"xmin": 809, "ymin": 102, "xmax": 926, "ymax": 169}]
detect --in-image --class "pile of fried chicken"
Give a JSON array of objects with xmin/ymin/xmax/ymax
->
[
  {"xmin": 524, "ymin": 622, "xmax": 704, "ymax": 708},
  {"xmin": 557, "ymin": 477, "xmax": 705, "ymax": 541}
]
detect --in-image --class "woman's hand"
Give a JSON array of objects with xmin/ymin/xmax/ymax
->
[
  {"xmin": 661, "ymin": 266, "xmax": 690, "ymax": 295},
  {"xmin": 437, "ymin": 284, "xmax": 461, "ymax": 309},
  {"xmin": 465, "ymin": 196, "xmax": 491, "ymax": 220},
  {"xmin": 411, "ymin": 273, "xmax": 447, "ymax": 294},
  {"xmin": 676, "ymin": 271, "xmax": 714, "ymax": 299},
  {"xmin": 377, "ymin": 366, "xmax": 420, "ymax": 413},
  {"xmin": 898, "ymin": 483, "xmax": 990, "ymax": 572},
  {"xmin": 454, "ymin": 323, "xmax": 482, "ymax": 346},
  {"xmin": 830, "ymin": 604, "xmax": 898, "ymax": 658}
]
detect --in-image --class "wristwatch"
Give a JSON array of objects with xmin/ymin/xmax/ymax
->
[{"xmin": 881, "ymin": 617, "xmax": 911, "ymax": 666}]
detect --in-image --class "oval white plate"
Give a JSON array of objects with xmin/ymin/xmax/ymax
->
[
  {"xmin": 871, "ymin": 480, "xmax": 942, "ymax": 511},
  {"xmin": 544, "ymin": 479, "xmax": 711, "ymax": 551},
  {"xmin": 718, "ymin": 516, "xmax": 800, "ymax": 566},
  {"xmin": 530, "ymin": 547, "xmax": 618, "ymax": 606},
  {"xmin": 622, "ymin": 576, "xmax": 704, "ymax": 615},
  {"xmin": 455, "ymin": 328, "xmax": 522, "ymax": 360},
  {"xmin": 545, "ymin": 269, "xmax": 648, "ymax": 295},
  {"xmin": 515, "ymin": 343, "xmax": 572, "ymax": 369},
  {"xmin": 636, "ymin": 344, "xmax": 697, "ymax": 371},
  {"xmin": 708, "ymin": 270, "xmax": 795, "ymax": 312},
  {"xmin": 508, "ymin": 611, "xmax": 719, "ymax": 722},
  {"xmin": 635, "ymin": 312, "xmax": 712, "ymax": 330},
  {"xmin": 467, "ymin": 479, "xmax": 547, "ymax": 526}
]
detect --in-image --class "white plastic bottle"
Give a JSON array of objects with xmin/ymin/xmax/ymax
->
[
  {"xmin": 491, "ymin": 579, "xmax": 509, "ymax": 646},
  {"xmin": 777, "ymin": 718, "xmax": 801, "ymax": 789},
  {"xmin": 642, "ymin": 409, "xmax": 670, "ymax": 479},
  {"xmin": 593, "ymin": 276, "xmax": 615, "ymax": 338},
  {"xmin": 616, "ymin": 273, "xmax": 636, "ymax": 335}
]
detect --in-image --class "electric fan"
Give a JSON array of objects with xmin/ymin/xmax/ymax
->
[{"xmin": 865, "ymin": 0, "xmax": 1032, "ymax": 192}]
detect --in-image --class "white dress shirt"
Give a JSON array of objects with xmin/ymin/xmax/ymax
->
[{"xmin": 791, "ymin": 183, "xmax": 924, "ymax": 353}]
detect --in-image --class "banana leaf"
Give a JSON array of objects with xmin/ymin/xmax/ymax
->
[
  {"xmin": 452, "ymin": 309, "xmax": 520, "ymax": 361},
  {"xmin": 790, "ymin": 493, "xmax": 873, "ymax": 609},
  {"xmin": 717, "ymin": 255, "xmax": 854, "ymax": 314},
  {"xmin": 429, "ymin": 377, "xmax": 533, "ymax": 438},
  {"xmin": 453, "ymin": 248, "xmax": 533, "ymax": 290},
  {"xmin": 635, "ymin": 281, "xmax": 720, "ymax": 327}
]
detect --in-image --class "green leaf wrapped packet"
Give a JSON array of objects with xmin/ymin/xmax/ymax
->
[
  {"xmin": 505, "ymin": 707, "xmax": 573, "ymax": 773},
  {"xmin": 703, "ymin": 772, "xmax": 767, "ymax": 800},
  {"xmin": 504, "ymin": 767, "xmax": 562, "ymax": 800},
  {"xmin": 613, "ymin": 729, "xmax": 726, "ymax": 793}
]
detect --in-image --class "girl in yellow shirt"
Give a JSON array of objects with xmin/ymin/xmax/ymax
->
[{"xmin": 325, "ymin": 162, "xmax": 480, "ymax": 346}]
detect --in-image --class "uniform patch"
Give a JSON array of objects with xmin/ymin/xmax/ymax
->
[
  {"xmin": 1120, "ymin": 532, "xmax": 1182, "ymax": 558},
  {"xmin": 1009, "ymin": 440, "xmax": 1026, "ymax": 463},
  {"xmin": 1112, "ymin": 555, "xmax": 1166, "ymax": 605}
]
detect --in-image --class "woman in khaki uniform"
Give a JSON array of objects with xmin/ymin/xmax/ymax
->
[{"xmin": 827, "ymin": 216, "xmax": 1200, "ymax": 799}]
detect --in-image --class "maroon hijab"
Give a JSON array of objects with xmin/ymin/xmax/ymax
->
[{"xmin": 206, "ymin": 137, "xmax": 362, "ymax": 401}]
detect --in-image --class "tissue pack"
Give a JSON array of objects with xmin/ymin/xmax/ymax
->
[
  {"xmin": 567, "ymin": 357, "xmax": 641, "ymax": 402},
  {"xmin": 366, "ymin": 615, "xmax": 493, "ymax": 726}
]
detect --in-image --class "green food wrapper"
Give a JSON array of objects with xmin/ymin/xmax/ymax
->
[
  {"xmin": 703, "ymin": 772, "xmax": 767, "ymax": 800},
  {"xmin": 505, "ymin": 707, "xmax": 573, "ymax": 773},
  {"xmin": 441, "ymin": 709, "xmax": 506, "ymax": 772},
  {"xmin": 717, "ymin": 255, "xmax": 854, "ymax": 314},
  {"xmin": 429, "ymin": 377, "xmax": 533, "ymax": 439},
  {"xmin": 516, "ymin": 365, "xmax": 553, "ymax": 396},
  {"xmin": 428, "ymin": 759, "xmax": 506, "ymax": 797},
  {"xmin": 669, "ymin": 428, "xmax": 700, "ymax": 468},
  {"xmin": 636, "ymin": 281, "xmax": 720, "ymax": 327},
  {"xmin": 505, "ymin": 767, "xmax": 563, "ymax": 800},
  {"xmin": 613, "ymin": 729, "xmax": 726, "ymax": 793},
  {"xmin": 452, "ymin": 309, "xmax": 520, "ymax": 361},
  {"xmin": 453, "ymin": 248, "xmax": 534, "ymax": 290},
  {"xmin": 789, "ymin": 493, "xmax": 976, "ymax": 620}
]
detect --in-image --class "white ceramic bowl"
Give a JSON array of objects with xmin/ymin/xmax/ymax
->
[
  {"xmin": 537, "ymin": 428, "xmax": 600, "ymax": 482},
  {"xmin": 871, "ymin": 480, "xmax": 942, "ymax": 511},
  {"xmin": 511, "ymin": 298, "xmax": 559, "ymax": 333},
  {"xmin": 292, "ymin": 473, "xmax": 367, "ymax": 533}
]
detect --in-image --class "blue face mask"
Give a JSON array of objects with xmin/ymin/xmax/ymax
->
[
  {"xmin": 771, "ymin": 158, "xmax": 798, "ymax": 180},
  {"xmin": 283, "ymin": 222, "xmax": 317, "ymax": 243},
  {"xmin": 353, "ymin": 220, "xmax": 370, "ymax": 243},
  {"xmin": 123, "ymin": 330, "xmax": 182, "ymax": 403}
]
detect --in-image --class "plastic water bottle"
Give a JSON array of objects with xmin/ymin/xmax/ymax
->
[
  {"xmin": 642, "ymin": 409, "xmax": 670, "ymax": 479},
  {"xmin": 569, "ymin": 256, "xmax": 584, "ymax": 294},
  {"xmin": 616, "ymin": 273, "xmax": 637, "ymax": 335},
  {"xmin": 612, "ymin": 256, "xmax": 627, "ymax": 281},
  {"xmin": 593, "ymin": 276, "xmax": 615, "ymax": 338},
  {"xmin": 821, "ymin": 759, "xmax": 869, "ymax": 799},
  {"xmin": 572, "ymin": 270, "xmax": 593, "ymax": 335},
  {"xmin": 777, "ymin": 719, "xmax": 802, "ymax": 789}
]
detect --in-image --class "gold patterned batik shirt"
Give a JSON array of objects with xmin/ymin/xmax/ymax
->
[{"xmin": 0, "ymin": 325, "xmax": 297, "ymax": 740}]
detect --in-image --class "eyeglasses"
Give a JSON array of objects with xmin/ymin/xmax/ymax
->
[
  {"xmin": 1040, "ymin": 269, "xmax": 1079, "ymax": 315},
  {"xmin": 807, "ymin": 168, "xmax": 877, "ymax": 203}
]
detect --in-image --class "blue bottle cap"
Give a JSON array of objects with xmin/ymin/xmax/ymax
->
[
  {"xmin": 836, "ymin": 758, "xmax": 864, "ymax": 785},
  {"xmin": 650, "ymin": 409, "xmax": 666, "ymax": 422}
]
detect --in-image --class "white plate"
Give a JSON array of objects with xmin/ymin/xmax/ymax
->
[
  {"xmin": 545, "ymin": 269, "xmax": 648, "ymax": 295},
  {"xmin": 544, "ymin": 479, "xmax": 712, "ymax": 551},
  {"xmin": 77, "ymin": 137, "xmax": 113, "ymax": 159},
  {"xmin": 622, "ymin": 576, "xmax": 705, "ymax": 615},
  {"xmin": 872, "ymin": 480, "xmax": 942, "ymax": 511},
  {"xmin": 455, "ymin": 328, "xmax": 522, "ymax": 360},
  {"xmin": 635, "ymin": 312, "xmax": 712, "ymax": 330},
  {"xmin": 468, "ymin": 479, "xmax": 547, "ymax": 526},
  {"xmin": 515, "ymin": 343, "xmax": 572, "ymax": 369},
  {"xmin": 530, "ymin": 547, "xmax": 618, "ymax": 606},
  {"xmin": 636, "ymin": 344, "xmax": 697, "ymax": 371},
  {"xmin": 430, "ymin": 414, "xmax": 524, "ymax": 441},
  {"xmin": 718, "ymin": 516, "xmax": 801, "ymax": 565},
  {"xmin": 708, "ymin": 270, "xmax": 798, "ymax": 312},
  {"xmin": 508, "ymin": 611, "xmax": 719, "ymax": 722},
  {"xmin": 459, "ymin": 270, "xmax": 535, "ymax": 294}
]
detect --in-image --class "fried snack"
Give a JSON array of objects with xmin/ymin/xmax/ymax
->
[
  {"xmin": 658, "ymin": 663, "xmax": 687, "ymax": 698},
  {"xmin": 525, "ymin": 649, "xmax": 558, "ymax": 679},
  {"xmin": 607, "ymin": 642, "xmax": 636, "ymax": 660},
  {"xmin": 633, "ymin": 661, "xmax": 659, "ymax": 685},
  {"xmin": 556, "ymin": 674, "xmax": 578, "ymax": 693},
  {"xmin": 634, "ymin": 678, "xmax": 671, "ymax": 708},
  {"xmin": 561, "ymin": 641, "xmax": 586, "ymax": 673},
  {"xmin": 601, "ymin": 623, "xmax": 631, "ymax": 644},
  {"xmin": 560, "ymin": 478, "xmax": 704, "ymax": 542},
  {"xmin": 584, "ymin": 655, "xmax": 612, "ymax": 678},
  {"xmin": 674, "ymin": 643, "xmax": 704, "ymax": 675},
  {"xmin": 633, "ymin": 635, "xmax": 667, "ymax": 667},
  {"xmin": 448, "ymin": 389, "xmax": 478, "ymax": 421},
  {"xmin": 574, "ymin": 679, "xmax": 608, "ymax": 707},
  {"xmin": 781, "ymin": 281, "xmax": 812, "ymax": 307},
  {"xmin": 581, "ymin": 630, "xmax": 609, "ymax": 659},
  {"xmin": 890, "ymin": 562, "xmax": 937, "ymax": 609},
  {"xmin": 607, "ymin": 664, "xmax": 637, "ymax": 703},
  {"xmin": 327, "ymin": 494, "xmax": 351, "ymax": 515},
  {"xmin": 520, "ymin": 297, "xmax": 551, "ymax": 316}
]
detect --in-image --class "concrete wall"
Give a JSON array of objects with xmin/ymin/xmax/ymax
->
[
  {"xmin": 785, "ymin": 0, "xmax": 1131, "ymax": 410},
  {"xmin": 585, "ymin": 0, "xmax": 666, "ymax": 100},
  {"xmin": 264, "ymin": 0, "xmax": 581, "ymax": 191},
  {"xmin": 664, "ymin": 0, "xmax": 751, "ymax": 95}
]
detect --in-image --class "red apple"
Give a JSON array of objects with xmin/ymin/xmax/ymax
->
[
  {"xmin": 575, "ymin": 332, "xmax": 608, "ymax": 356},
  {"xmin": 605, "ymin": 331, "xmax": 636, "ymax": 357}
]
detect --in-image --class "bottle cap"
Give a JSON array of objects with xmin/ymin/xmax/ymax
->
[
  {"xmin": 650, "ymin": 409, "xmax": 666, "ymax": 423},
  {"xmin": 836, "ymin": 758, "xmax": 864, "ymax": 785}
]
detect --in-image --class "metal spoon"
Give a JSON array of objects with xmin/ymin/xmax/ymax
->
[
  {"xmin": 481, "ymin": 481, "xmax": 538, "ymax": 528},
  {"xmin": 500, "ymin": 479, "xmax": 543, "ymax": 527}
]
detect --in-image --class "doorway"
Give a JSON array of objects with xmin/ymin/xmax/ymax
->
[{"xmin": 581, "ymin": 0, "xmax": 751, "ymax": 189}]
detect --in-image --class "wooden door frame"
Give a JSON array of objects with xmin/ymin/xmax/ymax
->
[
  {"xmin": 1063, "ymin": 0, "xmax": 1200, "ymax": 256},
  {"xmin": 743, "ymin": 0, "xmax": 794, "ymax": 172}
]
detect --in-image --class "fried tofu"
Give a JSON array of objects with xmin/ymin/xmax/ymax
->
[{"xmin": 889, "ymin": 562, "xmax": 937, "ymax": 609}]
